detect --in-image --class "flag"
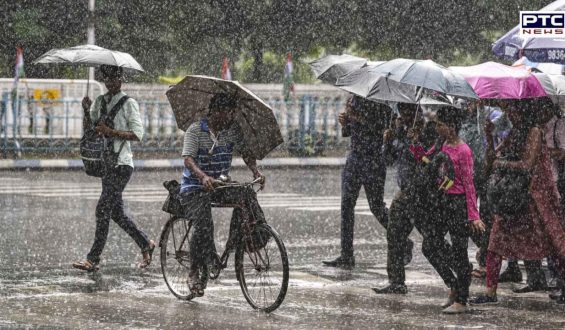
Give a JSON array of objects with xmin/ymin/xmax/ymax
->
[
  {"xmin": 221, "ymin": 57, "xmax": 232, "ymax": 80},
  {"xmin": 283, "ymin": 52, "xmax": 295, "ymax": 101},
  {"xmin": 13, "ymin": 47, "xmax": 25, "ymax": 88}
]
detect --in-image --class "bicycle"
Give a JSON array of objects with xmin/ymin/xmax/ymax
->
[{"xmin": 159, "ymin": 177, "xmax": 289, "ymax": 313}]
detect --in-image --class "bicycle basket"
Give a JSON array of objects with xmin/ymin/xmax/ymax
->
[
  {"xmin": 162, "ymin": 180, "xmax": 183, "ymax": 215},
  {"xmin": 245, "ymin": 225, "xmax": 270, "ymax": 253}
]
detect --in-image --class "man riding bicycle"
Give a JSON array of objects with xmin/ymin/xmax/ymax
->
[{"xmin": 180, "ymin": 93, "xmax": 266, "ymax": 297}]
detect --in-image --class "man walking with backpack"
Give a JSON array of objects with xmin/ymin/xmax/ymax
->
[{"xmin": 73, "ymin": 65, "xmax": 154, "ymax": 271}]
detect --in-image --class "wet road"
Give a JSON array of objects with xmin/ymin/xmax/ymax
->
[{"xmin": 1, "ymin": 168, "xmax": 565, "ymax": 329}]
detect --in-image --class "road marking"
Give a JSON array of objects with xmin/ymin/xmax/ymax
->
[{"xmin": 0, "ymin": 181, "xmax": 390, "ymax": 214}]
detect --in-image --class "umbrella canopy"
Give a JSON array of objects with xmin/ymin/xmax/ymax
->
[
  {"xmin": 513, "ymin": 57, "xmax": 564, "ymax": 75},
  {"xmin": 533, "ymin": 72, "xmax": 565, "ymax": 103},
  {"xmin": 336, "ymin": 59, "xmax": 476, "ymax": 104},
  {"xmin": 492, "ymin": 0, "xmax": 565, "ymax": 64},
  {"xmin": 166, "ymin": 75, "xmax": 283, "ymax": 160},
  {"xmin": 309, "ymin": 54, "xmax": 368, "ymax": 84},
  {"xmin": 338, "ymin": 58, "xmax": 478, "ymax": 101},
  {"xmin": 33, "ymin": 44, "xmax": 144, "ymax": 72},
  {"xmin": 449, "ymin": 62, "xmax": 547, "ymax": 99}
]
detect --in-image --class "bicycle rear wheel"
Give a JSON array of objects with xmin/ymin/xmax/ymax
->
[
  {"xmin": 235, "ymin": 224, "xmax": 289, "ymax": 313},
  {"xmin": 160, "ymin": 216, "xmax": 193, "ymax": 300}
]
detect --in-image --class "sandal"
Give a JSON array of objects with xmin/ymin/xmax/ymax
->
[
  {"xmin": 471, "ymin": 268, "xmax": 487, "ymax": 279},
  {"xmin": 72, "ymin": 260, "xmax": 99, "ymax": 272},
  {"xmin": 139, "ymin": 240, "xmax": 156, "ymax": 269},
  {"xmin": 188, "ymin": 268, "xmax": 205, "ymax": 297}
]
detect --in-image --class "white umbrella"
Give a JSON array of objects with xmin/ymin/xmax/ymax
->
[
  {"xmin": 309, "ymin": 54, "xmax": 368, "ymax": 84},
  {"xmin": 534, "ymin": 72, "xmax": 565, "ymax": 106},
  {"xmin": 33, "ymin": 44, "xmax": 144, "ymax": 71},
  {"xmin": 33, "ymin": 44, "xmax": 144, "ymax": 95}
]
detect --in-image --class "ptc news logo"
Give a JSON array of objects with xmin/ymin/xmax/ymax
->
[{"xmin": 520, "ymin": 11, "xmax": 565, "ymax": 37}]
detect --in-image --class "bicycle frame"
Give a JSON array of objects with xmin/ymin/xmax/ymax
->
[{"xmin": 166, "ymin": 179, "xmax": 264, "ymax": 276}]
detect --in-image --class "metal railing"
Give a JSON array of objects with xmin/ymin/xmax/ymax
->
[{"xmin": 1, "ymin": 94, "xmax": 348, "ymax": 158}]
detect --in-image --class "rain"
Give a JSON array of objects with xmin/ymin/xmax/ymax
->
[{"xmin": 3, "ymin": 0, "xmax": 565, "ymax": 329}]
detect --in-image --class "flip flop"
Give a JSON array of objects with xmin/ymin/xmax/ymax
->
[
  {"xmin": 471, "ymin": 268, "xmax": 487, "ymax": 279},
  {"xmin": 139, "ymin": 240, "xmax": 156, "ymax": 269},
  {"xmin": 72, "ymin": 260, "xmax": 99, "ymax": 272}
]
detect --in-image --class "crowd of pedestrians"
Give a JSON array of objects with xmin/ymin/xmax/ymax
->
[
  {"xmin": 69, "ymin": 65, "xmax": 565, "ymax": 313},
  {"xmin": 323, "ymin": 94, "xmax": 565, "ymax": 314}
]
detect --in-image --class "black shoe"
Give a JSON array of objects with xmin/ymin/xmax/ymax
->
[
  {"xmin": 512, "ymin": 285, "xmax": 548, "ymax": 293},
  {"xmin": 469, "ymin": 294, "xmax": 498, "ymax": 305},
  {"xmin": 403, "ymin": 239, "xmax": 414, "ymax": 266},
  {"xmin": 499, "ymin": 267, "xmax": 523, "ymax": 283},
  {"xmin": 372, "ymin": 284, "xmax": 408, "ymax": 294},
  {"xmin": 322, "ymin": 256, "xmax": 355, "ymax": 269}
]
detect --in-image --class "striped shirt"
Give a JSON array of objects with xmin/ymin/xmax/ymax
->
[{"xmin": 180, "ymin": 119, "xmax": 245, "ymax": 193}]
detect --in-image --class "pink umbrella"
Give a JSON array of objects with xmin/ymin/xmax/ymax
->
[{"xmin": 449, "ymin": 62, "xmax": 547, "ymax": 99}]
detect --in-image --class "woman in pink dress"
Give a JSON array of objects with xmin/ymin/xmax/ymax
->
[
  {"xmin": 421, "ymin": 106, "xmax": 486, "ymax": 314},
  {"xmin": 471, "ymin": 100, "xmax": 565, "ymax": 305}
]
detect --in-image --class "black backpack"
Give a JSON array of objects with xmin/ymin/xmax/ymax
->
[
  {"xmin": 80, "ymin": 96, "xmax": 129, "ymax": 177},
  {"xmin": 407, "ymin": 145, "xmax": 456, "ymax": 208}
]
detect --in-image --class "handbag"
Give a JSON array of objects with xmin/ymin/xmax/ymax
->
[{"xmin": 487, "ymin": 165, "xmax": 531, "ymax": 217}]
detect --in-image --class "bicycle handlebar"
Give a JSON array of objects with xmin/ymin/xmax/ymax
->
[{"xmin": 212, "ymin": 177, "xmax": 263, "ymax": 188}]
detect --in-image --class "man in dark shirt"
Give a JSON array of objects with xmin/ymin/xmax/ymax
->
[
  {"xmin": 374, "ymin": 103, "xmax": 433, "ymax": 293},
  {"xmin": 323, "ymin": 96, "xmax": 404, "ymax": 269}
]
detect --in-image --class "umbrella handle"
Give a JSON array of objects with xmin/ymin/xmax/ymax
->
[{"xmin": 86, "ymin": 76, "xmax": 90, "ymax": 98}]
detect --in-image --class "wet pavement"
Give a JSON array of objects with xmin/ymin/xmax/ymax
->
[{"xmin": 1, "ymin": 168, "xmax": 565, "ymax": 329}]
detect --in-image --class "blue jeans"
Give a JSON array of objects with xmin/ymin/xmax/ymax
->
[
  {"xmin": 340, "ymin": 152, "xmax": 387, "ymax": 258},
  {"xmin": 87, "ymin": 165, "xmax": 151, "ymax": 264}
]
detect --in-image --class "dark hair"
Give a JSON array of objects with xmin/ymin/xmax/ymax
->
[
  {"xmin": 208, "ymin": 93, "xmax": 237, "ymax": 114},
  {"xmin": 436, "ymin": 106, "xmax": 464, "ymax": 133},
  {"xmin": 99, "ymin": 65, "xmax": 123, "ymax": 79},
  {"xmin": 398, "ymin": 102, "xmax": 418, "ymax": 114}
]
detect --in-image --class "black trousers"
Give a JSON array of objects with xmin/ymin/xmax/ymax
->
[
  {"xmin": 340, "ymin": 152, "xmax": 388, "ymax": 258},
  {"xmin": 468, "ymin": 175, "xmax": 496, "ymax": 268},
  {"xmin": 386, "ymin": 190, "xmax": 445, "ymax": 285},
  {"xmin": 181, "ymin": 186, "xmax": 265, "ymax": 269},
  {"xmin": 422, "ymin": 194, "xmax": 471, "ymax": 304},
  {"xmin": 87, "ymin": 165, "xmax": 151, "ymax": 264}
]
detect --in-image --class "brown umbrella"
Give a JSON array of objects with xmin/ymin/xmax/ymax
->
[{"xmin": 166, "ymin": 75, "xmax": 283, "ymax": 160}]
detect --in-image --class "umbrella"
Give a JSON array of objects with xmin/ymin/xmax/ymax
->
[
  {"xmin": 336, "ymin": 59, "xmax": 477, "ymax": 103},
  {"xmin": 492, "ymin": 0, "xmax": 565, "ymax": 64},
  {"xmin": 33, "ymin": 44, "xmax": 144, "ymax": 95},
  {"xmin": 513, "ymin": 57, "xmax": 564, "ymax": 75},
  {"xmin": 449, "ymin": 62, "xmax": 547, "ymax": 99},
  {"xmin": 33, "ymin": 44, "xmax": 144, "ymax": 71},
  {"xmin": 166, "ymin": 75, "xmax": 283, "ymax": 160},
  {"xmin": 309, "ymin": 54, "xmax": 369, "ymax": 84},
  {"xmin": 533, "ymin": 72, "xmax": 565, "ymax": 104}
]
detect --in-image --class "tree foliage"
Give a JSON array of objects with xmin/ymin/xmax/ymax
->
[{"xmin": 0, "ymin": 0, "xmax": 554, "ymax": 83}]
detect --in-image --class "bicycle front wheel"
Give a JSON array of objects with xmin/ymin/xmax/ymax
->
[
  {"xmin": 235, "ymin": 224, "xmax": 289, "ymax": 313},
  {"xmin": 160, "ymin": 216, "xmax": 193, "ymax": 300}
]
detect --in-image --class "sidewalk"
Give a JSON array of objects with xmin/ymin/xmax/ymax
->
[{"xmin": 0, "ymin": 157, "xmax": 346, "ymax": 170}]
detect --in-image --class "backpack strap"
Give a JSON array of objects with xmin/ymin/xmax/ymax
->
[
  {"xmin": 97, "ymin": 95, "xmax": 129, "ymax": 128},
  {"xmin": 106, "ymin": 96, "xmax": 130, "ymax": 124}
]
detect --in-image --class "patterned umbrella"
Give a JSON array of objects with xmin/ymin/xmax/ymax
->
[
  {"xmin": 492, "ymin": 0, "xmax": 565, "ymax": 64},
  {"xmin": 166, "ymin": 75, "xmax": 283, "ymax": 160}
]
